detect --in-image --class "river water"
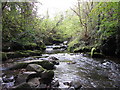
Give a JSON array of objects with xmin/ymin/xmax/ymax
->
[
  {"xmin": 1, "ymin": 45, "xmax": 120, "ymax": 88},
  {"xmin": 45, "ymin": 46, "xmax": 120, "ymax": 88}
]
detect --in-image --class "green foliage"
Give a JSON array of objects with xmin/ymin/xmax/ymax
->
[
  {"xmin": 91, "ymin": 48, "xmax": 96, "ymax": 57},
  {"xmin": 2, "ymin": 1, "xmax": 119, "ymax": 57}
]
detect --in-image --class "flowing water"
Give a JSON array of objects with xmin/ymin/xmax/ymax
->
[
  {"xmin": 44, "ymin": 45, "xmax": 120, "ymax": 88},
  {"xmin": 1, "ymin": 45, "xmax": 120, "ymax": 88}
]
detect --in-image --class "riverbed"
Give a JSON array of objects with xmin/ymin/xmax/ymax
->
[{"xmin": 1, "ymin": 45, "xmax": 120, "ymax": 88}]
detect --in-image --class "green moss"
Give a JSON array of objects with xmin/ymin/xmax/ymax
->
[
  {"xmin": 68, "ymin": 38, "xmax": 79, "ymax": 52},
  {"xmin": 91, "ymin": 47, "xmax": 96, "ymax": 57},
  {"xmin": 39, "ymin": 61, "xmax": 54, "ymax": 70}
]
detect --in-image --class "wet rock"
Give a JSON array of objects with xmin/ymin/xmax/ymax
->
[
  {"xmin": 51, "ymin": 80, "xmax": 59, "ymax": 87},
  {"xmin": 68, "ymin": 87, "xmax": 75, "ymax": 90},
  {"xmin": 41, "ymin": 70, "xmax": 54, "ymax": 79},
  {"xmin": 1, "ymin": 74, "xmax": 16, "ymax": 88},
  {"xmin": 48, "ymin": 56, "xmax": 59, "ymax": 60},
  {"xmin": 41, "ymin": 70, "xmax": 54, "ymax": 85},
  {"xmin": 63, "ymin": 82, "xmax": 70, "ymax": 86},
  {"xmin": 63, "ymin": 80, "xmax": 82, "ymax": 89},
  {"xmin": 26, "ymin": 72, "xmax": 41, "ymax": 82},
  {"xmin": 2, "ymin": 74, "xmax": 15, "ymax": 83},
  {"xmin": 8, "ymin": 63, "xmax": 28, "ymax": 70},
  {"xmin": 14, "ymin": 71, "xmax": 36, "ymax": 85},
  {"xmin": 8, "ymin": 60, "xmax": 55, "ymax": 70},
  {"xmin": 27, "ymin": 77, "xmax": 40, "ymax": 88},
  {"xmin": 24, "ymin": 60, "xmax": 55, "ymax": 70},
  {"xmin": 26, "ymin": 64, "xmax": 45, "ymax": 73},
  {"xmin": 51, "ymin": 60, "xmax": 59, "ymax": 65},
  {"xmin": 69, "ymin": 80, "xmax": 82, "ymax": 89},
  {"xmin": 38, "ymin": 83, "xmax": 47, "ymax": 88},
  {"xmin": 12, "ymin": 82, "xmax": 32, "ymax": 90},
  {"xmin": 48, "ymin": 56, "xmax": 59, "ymax": 65},
  {"xmin": 40, "ymin": 61, "xmax": 55, "ymax": 70}
]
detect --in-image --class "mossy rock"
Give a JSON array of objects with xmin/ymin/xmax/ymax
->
[
  {"xmin": 41, "ymin": 70, "xmax": 54, "ymax": 84},
  {"xmin": 39, "ymin": 61, "xmax": 55, "ymax": 70},
  {"xmin": 8, "ymin": 60, "xmax": 55, "ymax": 70},
  {"xmin": 41, "ymin": 70, "xmax": 54, "ymax": 79},
  {"xmin": 8, "ymin": 63, "xmax": 29, "ymax": 70},
  {"xmin": 12, "ymin": 82, "xmax": 32, "ymax": 90},
  {"xmin": 26, "ymin": 64, "xmax": 45, "ymax": 73}
]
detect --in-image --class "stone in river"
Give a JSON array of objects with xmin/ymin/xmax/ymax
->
[
  {"xmin": 26, "ymin": 64, "xmax": 45, "ymax": 73},
  {"xmin": 40, "ymin": 70, "xmax": 54, "ymax": 85},
  {"xmin": 12, "ymin": 82, "xmax": 32, "ymax": 90},
  {"xmin": 69, "ymin": 80, "xmax": 82, "ymax": 89},
  {"xmin": 48, "ymin": 56, "xmax": 59, "ymax": 60}
]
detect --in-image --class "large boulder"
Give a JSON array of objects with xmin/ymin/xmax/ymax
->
[
  {"xmin": 48, "ymin": 56, "xmax": 59, "ymax": 61},
  {"xmin": 8, "ymin": 60, "xmax": 55, "ymax": 70},
  {"xmin": 63, "ymin": 80, "xmax": 82, "ymax": 89},
  {"xmin": 8, "ymin": 63, "xmax": 28, "ymax": 70},
  {"xmin": 12, "ymin": 82, "xmax": 32, "ymax": 90},
  {"xmin": 70, "ymin": 80, "xmax": 82, "ymax": 89},
  {"xmin": 26, "ymin": 64, "xmax": 45, "ymax": 73},
  {"xmin": 15, "ymin": 71, "xmax": 36, "ymax": 85},
  {"xmin": 41, "ymin": 70, "xmax": 54, "ymax": 79},
  {"xmin": 41, "ymin": 70, "xmax": 54, "ymax": 85},
  {"xmin": 27, "ymin": 77, "xmax": 41, "ymax": 88},
  {"xmin": 50, "ymin": 60, "xmax": 59, "ymax": 65},
  {"xmin": 39, "ymin": 61, "xmax": 55, "ymax": 70},
  {"xmin": 48, "ymin": 56, "xmax": 59, "ymax": 65}
]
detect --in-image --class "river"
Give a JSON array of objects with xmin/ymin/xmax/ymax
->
[
  {"xmin": 44, "ymin": 46, "xmax": 120, "ymax": 88},
  {"xmin": 1, "ymin": 45, "xmax": 120, "ymax": 88}
]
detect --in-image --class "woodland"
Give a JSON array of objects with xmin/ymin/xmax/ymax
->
[
  {"xmin": 1, "ymin": 1, "xmax": 120, "ymax": 89},
  {"xmin": 2, "ymin": 1, "xmax": 120, "ymax": 57}
]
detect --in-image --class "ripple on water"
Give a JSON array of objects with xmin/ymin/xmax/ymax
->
[
  {"xmin": 2, "ymin": 52, "xmax": 120, "ymax": 88},
  {"xmin": 53, "ymin": 53, "xmax": 120, "ymax": 88}
]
